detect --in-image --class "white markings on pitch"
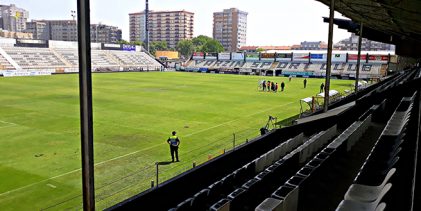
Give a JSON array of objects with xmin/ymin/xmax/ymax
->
[
  {"xmin": 0, "ymin": 102, "xmax": 295, "ymax": 196},
  {"xmin": 46, "ymin": 184, "xmax": 56, "ymax": 189},
  {"xmin": 184, "ymin": 102, "xmax": 294, "ymax": 137},
  {"xmin": 0, "ymin": 120, "xmax": 17, "ymax": 129}
]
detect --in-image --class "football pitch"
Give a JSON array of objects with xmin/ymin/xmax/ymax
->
[{"xmin": 0, "ymin": 72, "xmax": 354, "ymax": 210}]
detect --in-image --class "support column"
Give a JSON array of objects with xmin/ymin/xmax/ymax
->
[
  {"xmin": 324, "ymin": 0, "xmax": 335, "ymax": 113},
  {"xmin": 355, "ymin": 23, "xmax": 363, "ymax": 93},
  {"xmin": 77, "ymin": 0, "xmax": 95, "ymax": 210}
]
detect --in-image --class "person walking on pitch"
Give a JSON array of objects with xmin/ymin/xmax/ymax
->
[{"xmin": 320, "ymin": 83, "xmax": 325, "ymax": 93}]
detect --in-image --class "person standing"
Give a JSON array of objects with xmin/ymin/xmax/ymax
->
[
  {"xmin": 281, "ymin": 81, "xmax": 285, "ymax": 92},
  {"xmin": 275, "ymin": 83, "xmax": 279, "ymax": 92},
  {"xmin": 289, "ymin": 75, "xmax": 292, "ymax": 82},
  {"xmin": 262, "ymin": 80, "xmax": 266, "ymax": 91},
  {"xmin": 304, "ymin": 78, "xmax": 307, "ymax": 88},
  {"xmin": 167, "ymin": 131, "xmax": 180, "ymax": 162},
  {"xmin": 320, "ymin": 83, "xmax": 325, "ymax": 93}
]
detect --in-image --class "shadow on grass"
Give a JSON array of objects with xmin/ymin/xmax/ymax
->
[{"xmin": 157, "ymin": 161, "xmax": 173, "ymax": 165}]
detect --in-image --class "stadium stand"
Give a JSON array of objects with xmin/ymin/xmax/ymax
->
[
  {"xmin": 1, "ymin": 47, "xmax": 66, "ymax": 70},
  {"xmin": 0, "ymin": 45, "xmax": 163, "ymax": 74},
  {"xmin": 185, "ymin": 60, "xmax": 385, "ymax": 79},
  {"xmin": 0, "ymin": 53, "xmax": 15, "ymax": 70},
  {"xmin": 108, "ymin": 66, "xmax": 421, "ymax": 211},
  {"xmin": 91, "ymin": 50, "xmax": 119, "ymax": 67},
  {"xmin": 53, "ymin": 48, "xmax": 78, "ymax": 67}
]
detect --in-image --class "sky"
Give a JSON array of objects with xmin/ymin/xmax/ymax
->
[{"xmin": 3, "ymin": 0, "xmax": 352, "ymax": 46}]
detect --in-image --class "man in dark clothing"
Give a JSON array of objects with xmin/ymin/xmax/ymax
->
[
  {"xmin": 167, "ymin": 131, "xmax": 180, "ymax": 162},
  {"xmin": 281, "ymin": 82, "xmax": 285, "ymax": 91},
  {"xmin": 304, "ymin": 79, "xmax": 307, "ymax": 88},
  {"xmin": 320, "ymin": 83, "xmax": 325, "ymax": 93}
]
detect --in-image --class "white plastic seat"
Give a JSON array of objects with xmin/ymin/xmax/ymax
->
[
  {"xmin": 255, "ymin": 155, "xmax": 267, "ymax": 173},
  {"xmin": 336, "ymin": 183, "xmax": 391, "ymax": 211},
  {"xmin": 265, "ymin": 149, "xmax": 275, "ymax": 167},
  {"xmin": 345, "ymin": 168, "xmax": 395, "ymax": 202},
  {"xmin": 255, "ymin": 197, "xmax": 284, "ymax": 211},
  {"xmin": 375, "ymin": 202, "xmax": 386, "ymax": 211}
]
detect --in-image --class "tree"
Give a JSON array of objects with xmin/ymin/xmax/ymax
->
[
  {"xmin": 256, "ymin": 48, "xmax": 265, "ymax": 53},
  {"xmin": 192, "ymin": 35, "xmax": 212, "ymax": 47},
  {"xmin": 153, "ymin": 41, "xmax": 168, "ymax": 51},
  {"xmin": 201, "ymin": 39, "xmax": 224, "ymax": 53},
  {"xmin": 130, "ymin": 41, "xmax": 143, "ymax": 46},
  {"xmin": 176, "ymin": 39, "xmax": 194, "ymax": 58},
  {"xmin": 117, "ymin": 39, "xmax": 130, "ymax": 44},
  {"xmin": 145, "ymin": 41, "xmax": 168, "ymax": 55}
]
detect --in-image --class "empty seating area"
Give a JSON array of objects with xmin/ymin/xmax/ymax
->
[
  {"xmin": 337, "ymin": 93, "xmax": 417, "ymax": 211},
  {"xmin": 2, "ymin": 47, "xmax": 66, "ymax": 70},
  {"xmin": 53, "ymin": 48, "xmax": 79, "ymax": 66},
  {"xmin": 0, "ymin": 53, "xmax": 14, "ymax": 70},
  {"xmin": 108, "ymin": 67, "xmax": 421, "ymax": 211},
  {"xmin": 91, "ymin": 50, "xmax": 119, "ymax": 67},
  {"xmin": 185, "ymin": 60, "xmax": 384, "ymax": 78},
  {"xmin": 110, "ymin": 51, "xmax": 162, "ymax": 68},
  {"xmin": 0, "ymin": 46, "xmax": 163, "ymax": 72}
]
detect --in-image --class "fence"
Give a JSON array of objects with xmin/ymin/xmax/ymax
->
[{"xmin": 40, "ymin": 127, "xmax": 262, "ymax": 210}]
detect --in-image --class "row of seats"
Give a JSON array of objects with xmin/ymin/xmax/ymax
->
[
  {"xmin": 2, "ymin": 47, "xmax": 66, "ymax": 69},
  {"xmin": 186, "ymin": 60, "xmax": 384, "ymax": 76},
  {"xmin": 254, "ymin": 108, "xmax": 375, "ymax": 211},
  {"xmin": 0, "ymin": 47, "xmax": 163, "ymax": 70},
  {"xmin": 336, "ymin": 93, "xmax": 416, "ymax": 211},
  {"xmin": 0, "ymin": 53, "xmax": 14, "ymax": 69},
  {"xmin": 169, "ymin": 125, "xmax": 340, "ymax": 210}
]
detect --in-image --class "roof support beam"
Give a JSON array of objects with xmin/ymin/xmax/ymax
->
[
  {"xmin": 324, "ymin": 0, "xmax": 335, "ymax": 112},
  {"xmin": 77, "ymin": 0, "xmax": 95, "ymax": 210},
  {"xmin": 355, "ymin": 22, "xmax": 363, "ymax": 93}
]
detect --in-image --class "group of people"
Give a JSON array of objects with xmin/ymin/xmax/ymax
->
[
  {"xmin": 259, "ymin": 78, "xmax": 325, "ymax": 93},
  {"xmin": 260, "ymin": 80, "xmax": 286, "ymax": 92},
  {"xmin": 166, "ymin": 80, "xmax": 326, "ymax": 162}
]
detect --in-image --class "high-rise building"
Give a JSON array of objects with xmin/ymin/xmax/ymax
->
[
  {"xmin": 213, "ymin": 8, "xmax": 247, "ymax": 52},
  {"xmin": 27, "ymin": 20, "xmax": 122, "ymax": 43},
  {"xmin": 25, "ymin": 21, "xmax": 49, "ymax": 40},
  {"xmin": 32, "ymin": 20, "xmax": 78, "ymax": 41},
  {"xmin": 0, "ymin": 4, "xmax": 29, "ymax": 32},
  {"xmin": 291, "ymin": 41, "xmax": 328, "ymax": 50},
  {"xmin": 90, "ymin": 24, "xmax": 122, "ymax": 43},
  {"xmin": 129, "ymin": 10, "xmax": 194, "ymax": 49},
  {"xmin": 335, "ymin": 33, "xmax": 395, "ymax": 51}
]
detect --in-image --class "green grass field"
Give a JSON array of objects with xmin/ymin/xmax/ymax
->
[{"xmin": 0, "ymin": 72, "xmax": 354, "ymax": 210}]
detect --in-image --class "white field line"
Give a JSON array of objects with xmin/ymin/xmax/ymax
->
[
  {"xmin": 46, "ymin": 184, "xmax": 56, "ymax": 189},
  {"xmin": 184, "ymin": 102, "xmax": 294, "ymax": 137},
  {"xmin": 0, "ymin": 102, "xmax": 294, "ymax": 197},
  {"xmin": 0, "ymin": 120, "xmax": 16, "ymax": 129}
]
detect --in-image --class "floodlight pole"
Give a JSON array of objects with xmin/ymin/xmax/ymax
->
[
  {"xmin": 324, "ymin": 0, "xmax": 335, "ymax": 113},
  {"xmin": 355, "ymin": 23, "xmax": 363, "ymax": 93},
  {"xmin": 77, "ymin": 0, "xmax": 95, "ymax": 210},
  {"xmin": 145, "ymin": 0, "xmax": 150, "ymax": 52}
]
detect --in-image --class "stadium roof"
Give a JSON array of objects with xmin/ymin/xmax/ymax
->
[{"xmin": 316, "ymin": 0, "xmax": 421, "ymax": 58}]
